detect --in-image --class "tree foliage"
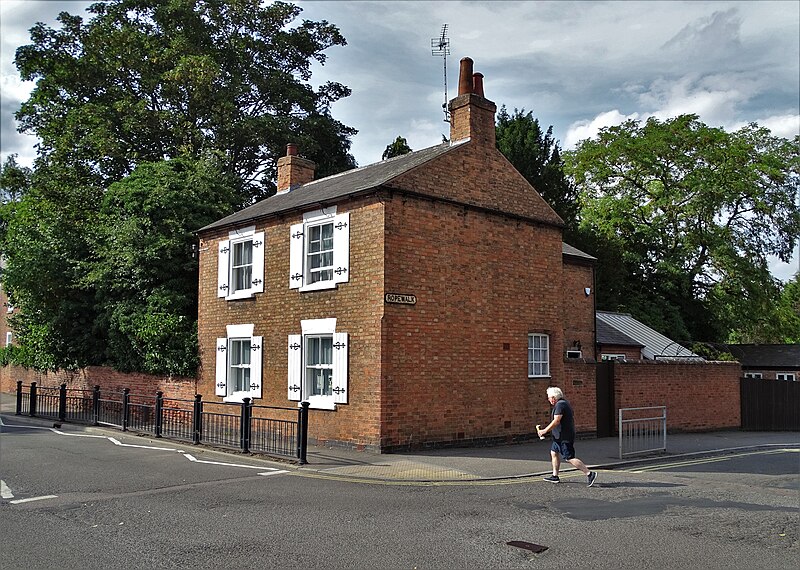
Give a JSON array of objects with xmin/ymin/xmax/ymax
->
[
  {"xmin": 14, "ymin": 0, "xmax": 356, "ymax": 201},
  {"xmin": 2, "ymin": 0, "xmax": 356, "ymax": 373},
  {"xmin": 565, "ymin": 114, "xmax": 800, "ymax": 342},
  {"xmin": 382, "ymin": 136, "xmax": 412, "ymax": 160},
  {"xmin": 495, "ymin": 107, "xmax": 578, "ymax": 231}
]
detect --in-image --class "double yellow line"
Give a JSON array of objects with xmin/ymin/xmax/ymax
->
[{"xmin": 625, "ymin": 447, "xmax": 798, "ymax": 473}]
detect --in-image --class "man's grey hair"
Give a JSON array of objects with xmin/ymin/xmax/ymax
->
[{"xmin": 546, "ymin": 386, "xmax": 564, "ymax": 400}]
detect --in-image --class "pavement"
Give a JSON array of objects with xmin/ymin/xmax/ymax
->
[{"xmin": 2, "ymin": 392, "xmax": 798, "ymax": 483}]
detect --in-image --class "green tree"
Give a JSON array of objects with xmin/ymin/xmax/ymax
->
[
  {"xmin": 495, "ymin": 107, "xmax": 578, "ymax": 231},
  {"xmin": 0, "ymin": 155, "xmax": 31, "ymax": 204},
  {"xmin": 88, "ymin": 157, "xmax": 238, "ymax": 375},
  {"xmin": 382, "ymin": 136, "xmax": 412, "ymax": 160},
  {"xmin": 730, "ymin": 275, "xmax": 800, "ymax": 343},
  {"xmin": 14, "ymin": 0, "xmax": 356, "ymax": 201},
  {"xmin": 3, "ymin": 0, "xmax": 357, "ymax": 372},
  {"xmin": 565, "ymin": 115, "xmax": 800, "ymax": 342}
]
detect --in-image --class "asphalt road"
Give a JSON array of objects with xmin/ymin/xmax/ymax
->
[{"xmin": 1, "ymin": 419, "xmax": 797, "ymax": 569}]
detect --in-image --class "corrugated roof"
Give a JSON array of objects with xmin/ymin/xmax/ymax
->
[
  {"xmin": 726, "ymin": 344, "xmax": 800, "ymax": 368},
  {"xmin": 596, "ymin": 311, "xmax": 700, "ymax": 360},
  {"xmin": 596, "ymin": 319, "xmax": 643, "ymax": 347},
  {"xmin": 201, "ymin": 142, "xmax": 463, "ymax": 232}
]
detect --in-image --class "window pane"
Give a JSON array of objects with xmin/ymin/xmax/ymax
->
[
  {"xmin": 307, "ymin": 222, "xmax": 334, "ymax": 284},
  {"xmin": 231, "ymin": 240, "xmax": 253, "ymax": 292},
  {"xmin": 527, "ymin": 334, "xmax": 549, "ymax": 377}
]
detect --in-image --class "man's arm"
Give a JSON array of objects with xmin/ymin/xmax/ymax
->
[{"xmin": 538, "ymin": 414, "xmax": 562, "ymax": 437}]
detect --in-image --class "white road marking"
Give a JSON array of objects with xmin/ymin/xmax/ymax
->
[
  {"xmin": 1, "ymin": 417, "xmax": 290, "ymax": 476},
  {"xmin": 1, "ymin": 480, "xmax": 14, "ymax": 499},
  {"xmin": 183, "ymin": 453, "xmax": 288, "ymax": 474},
  {"xmin": 9, "ymin": 495, "xmax": 58, "ymax": 505}
]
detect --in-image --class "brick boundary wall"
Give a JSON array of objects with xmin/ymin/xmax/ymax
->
[
  {"xmin": 613, "ymin": 360, "xmax": 742, "ymax": 431},
  {"xmin": 0, "ymin": 364, "xmax": 196, "ymax": 401}
]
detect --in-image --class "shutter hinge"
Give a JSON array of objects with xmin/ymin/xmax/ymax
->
[
  {"xmin": 217, "ymin": 345, "xmax": 227, "ymax": 352},
  {"xmin": 219, "ymin": 284, "xmax": 229, "ymax": 292},
  {"xmin": 334, "ymin": 267, "xmax": 347, "ymax": 276},
  {"xmin": 251, "ymin": 278, "xmax": 263, "ymax": 287},
  {"xmin": 335, "ymin": 221, "xmax": 348, "ymax": 230},
  {"xmin": 216, "ymin": 382, "xmax": 226, "ymax": 389},
  {"xmin": 332, "ymin": 387, "xmax": 346, "ymax": 395},
  {"xmin": 333, "ymin": 342, "xmax": 346, "ymax": 350},
  {"xmin": 292, "ymin": 230, "xmax": 304, "ymax": 239},
  {"xmin": 250, "ymin": 344, "xmax": 261, "ymax": 351},
  {"xmin": 249, "ymin": 383, "xmax": 260, "ymax": 391},
  {"xmin": 220, "ymin": 246, "xmax": 230, "ymax": 254},
  {"xmin": 289, "ymin": 384, "xmax": 301, "ymax": 393},
  {"xmin": 289, "ymin": 342, "xmax": 301, "ymax": 350},
  {"xmin": 252, "ymin": 240, "xmax": 263, "ymax": 247},
  {"xmin": 290, "ymin": 273, "xmax": 303, "ymax": 283}
]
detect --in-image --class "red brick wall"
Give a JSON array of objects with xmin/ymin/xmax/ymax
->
[
  {"xmin": 380, "ymin": 191, "xmax": 566, "ymax": 448},
  {"xmin": 562, "ymin": 261, "xmax": 595, "ymax": 361},
  {"xmin": 0, "ymin": 364, "xmax": 196, "ymax": 401},
  {"xmin": 613, "ymin": 360, "xmax": 742, "ymax": 431}
]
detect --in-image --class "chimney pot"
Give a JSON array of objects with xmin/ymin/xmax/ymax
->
[
  {"xmin": 472, "ymin": 73, "xmax": 484, "ymax": 97},
  {"xmin": 286, "ymin": 143, "xmax": 298, "ymax": 156},
  {"xmin": 458, "ymin": 57, "xmax": 474, "ymax": 95}
]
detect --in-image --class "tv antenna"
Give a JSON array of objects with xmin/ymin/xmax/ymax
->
[{"xmin": 431, "ymin": 24, "xmax": 450, "ymax": 124}]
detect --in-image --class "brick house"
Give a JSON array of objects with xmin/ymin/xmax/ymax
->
[{"xmin": 196, "ymin": 57, "xmax": 599, "ymax": 451}]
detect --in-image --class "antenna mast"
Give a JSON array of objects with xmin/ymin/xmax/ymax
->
[{"xmin": 431, "ymin": 24, "xmax": 450, "ymax": 123}]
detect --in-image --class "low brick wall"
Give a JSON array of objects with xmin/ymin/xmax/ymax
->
[
  {"xmin": 0, "ymin": 364, "xmax": 196, "ymax": 401},
  {"xmin": 613, "ymin": 360, "xmax": 741, "ymax": 431}
]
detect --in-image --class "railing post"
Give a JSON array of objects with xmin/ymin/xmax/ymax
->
[
  {"xmin": 154, "ymin": 391, "xmax": 163, "ymax": 438},
  {"xmin": 58, "ymin": 383, "xmax": 67, "ymax": 422},
  {"xmin": 122, "ymin": 388, "xmax": 130, "ymax": 431},
  {"xmin": 192, "ymin": 394, "xmax": 202, "ymax": 444},
  {"xmin": 241, "ymin": 398, "xmax": 251, "ymax": 454},
  {"xmin": 15, "ymin": 380, "xmax": 22, "ymax": 415},
  {"xmin": 298, "ymin": 401, "xmax": 309, "ymax": 465},
  {"xmin": 92, "ymin": 385, "xmax": 100, "ymax": 426},
  {"xmin": 29, "ymin": 382, "xmax": 37, "ymax": 417}
]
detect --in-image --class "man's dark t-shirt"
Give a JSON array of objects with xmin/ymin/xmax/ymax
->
[{"xmin": 551, "ymin": 398, "xmax": 576, "ymax": 442}]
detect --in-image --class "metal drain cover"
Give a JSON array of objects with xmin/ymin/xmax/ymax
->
[{"xmin": 507, "ymin": 541, "xmax": 548, "ymax": 553}]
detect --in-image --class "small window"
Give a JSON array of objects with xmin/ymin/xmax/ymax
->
[
  {"xmin": 305, "ymin": 335, "xmax": 333, "ymax": 396},
  {"xmin": 528, "ymin": 334, "xmax": 550, "ymax": 378},
  {"xmin": 217, "ymin": 228, "xmax": 265, "ymax": 300},
  {"xmin": 5, "ymin": 332, "xmax": 12, "ymax": 347},
  {"xmin": 289, "ymin": 208, "xmax": 349, "ymax": 292},
  {"xmin": 743, "ymin": 372, "xmax": 763, "ymax": 379},
  {"xmin": 566, "ymin": 350, "xmax": 582, "ymax": 359},
  {"xmin": 776, "ymin": 373, "xmax": 796, "ymax": 381},
  {"xmin": 602, "ymin": 354, "xmax": 627, "ymax": 362}
]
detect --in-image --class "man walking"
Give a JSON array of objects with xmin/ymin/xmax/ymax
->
[{"xmin": 537, "ymin": 386, "xmax": 597, "ymax": 486}]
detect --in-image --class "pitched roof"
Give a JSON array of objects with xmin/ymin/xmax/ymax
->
[
  {"xmin": 725, "ymin": 344, "xmax": 800, "ymax": 369},
  {"xmin": 596, "ymin": 319, "xmax": 643, "ymax": 348},
  {"xmin": 596, "ymin": 311, "xmax": 700, "ymax": 360},
  {"xmin": 201, "ymin": 142, "xmax": 464, "ymax": 232},
  {"xmin": 562, "ymin": 242, "xmax": 596, "ymax": 263}
]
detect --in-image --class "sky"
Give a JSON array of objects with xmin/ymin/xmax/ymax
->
[{"xmin": 1, "ymin": 0, "xmax": 799, "ymax": 279}]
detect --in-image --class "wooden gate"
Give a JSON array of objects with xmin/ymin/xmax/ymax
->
[
  {"xmin": 596, "ymin": 360, "xmax": 615, "ymax": 437},
  {"xmin": 740, "ymin": 377, "xmax": 800, "ymax": 430}
]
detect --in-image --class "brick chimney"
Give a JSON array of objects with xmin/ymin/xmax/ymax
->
[
  {"xmin": 276, "ymin": 143, "xmax": 315, "ymax": 193},
  {"xmin": 448, "ymin": 57, "xmax": 497, "ymax": 146}
]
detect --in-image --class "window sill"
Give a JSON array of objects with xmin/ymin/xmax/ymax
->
[
  {"xmin": 301, "ymin": 398, "xmax": 336, "ymax": 411},
  {"xmin": 225, "ymin": 290, "xmax": 256, "ymax": 301},
  {"xmin": 299, "ymin": 281, "xmax": 337, "ymax": 293}
]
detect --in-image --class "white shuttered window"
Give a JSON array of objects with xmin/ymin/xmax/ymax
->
[
  {"xmin": 217, "ymin": 227, "xmax": 265, "ymax": 300},
  {"xmin": 287, "ymin": 319, "xmax": 348, "ymax": 409},
  {"xmin": 289, "ymin": 208, "xmax": 349, "ymax": 291},
  {"xmin": 215, "ymin": 324, "xmax": 262, "ymax": 401}
]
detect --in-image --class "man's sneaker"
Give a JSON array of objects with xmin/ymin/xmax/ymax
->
[
  {"xmin": 587, "ymin": 471, "xmax": 598, "ymax": 487},
  {"xmin": 543, "ymin": 475, "xmax": 560, "ymax": 483}
]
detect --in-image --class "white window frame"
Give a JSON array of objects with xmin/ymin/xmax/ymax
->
[
  {"xmin": 601, "ymin": 354, "xmax": 627, "ymax": 362},
  {"xmin": 217, "ymin": 226, "xmax": 265, "ymax": 300},
  {"xmin": 5, "ymin": 332, "xmax": 12, "ymax": 346},
  {"xmin": 289, "ymin": 207, "xmax": 349, "ymax": 292},
  {"xmin": 743, "ymin": 372, "xmax": 763, "ymax": 379},
  {"xmin": 776, "ymin": 373, "xmax": 796, "ymax": 381},
  {"xmin": 528, "ymin": 333, "xmax": 550, "ymax": 378},
  {"xmin": 288, "ymin": 318, "xmax": 348, "ymax": 410},
  {"xmin": 215, "ymin": 324, "xmax": 262, "ymax": 402}
]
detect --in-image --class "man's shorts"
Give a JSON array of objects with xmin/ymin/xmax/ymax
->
[{"xmin": 551, "ymin": 440, "xmax": 576, "ymax": 460}]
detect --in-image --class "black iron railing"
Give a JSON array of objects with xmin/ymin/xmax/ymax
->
[{"xmin": 14, "ymin": 381, "xmax": 309, "ymax": 463}]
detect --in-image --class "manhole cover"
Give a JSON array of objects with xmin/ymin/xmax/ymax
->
[{"xmin": 507, "ymin": 540, "xmax": 548, "ymax": 553}]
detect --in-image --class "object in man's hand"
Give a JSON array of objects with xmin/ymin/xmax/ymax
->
[{"xmin": 536, "ymin": 424, "xmax": 545, "ymax": 440}]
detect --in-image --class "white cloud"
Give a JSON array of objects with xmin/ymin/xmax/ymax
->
[{"xmin": 564, "ymin": 110, "xmax": 640, "ymax": 149}]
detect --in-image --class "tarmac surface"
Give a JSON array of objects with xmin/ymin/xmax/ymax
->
[{"xmin": 2, "ymin": 392, "xmax": 798, "ymax": 483}]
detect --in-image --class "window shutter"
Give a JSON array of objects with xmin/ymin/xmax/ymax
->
[
  {"xmin": 332, "ymin": 332, "xmax": 348, "ymax": 404},
  {"xmin": 249, "ymin": 336, "xmax": 263, "ymax": 399},
  {"xmin": 289, "ymin": 223, "xmax": 304, "ymax": 289},
  {"xmin": 287, "ymin": 334, "xmax": 302, "ymax": 401},
  {"xmin": 250, "ymin": 232, "xmax": 265, "ymax": 294},
  {"xmin": 332, "ymin": 213, "xmax": 350, "ymax": 284},
  {"xmin": 217, "ymin": 240, "xmax": 230, "ymax": 298},
  {"xmin": 215, "ymin": 337, "xmax": 228, "ymax": 396}
]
